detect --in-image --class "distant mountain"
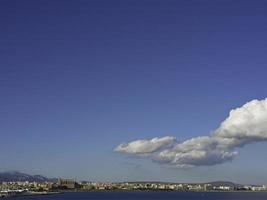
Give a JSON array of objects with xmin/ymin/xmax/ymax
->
[{"xmin": 0, "ymin": 171, "xmax": 57, "ymax": 183}]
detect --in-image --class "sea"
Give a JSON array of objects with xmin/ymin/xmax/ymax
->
[{"xmin": 9, "ymin": 192, "xmax": 267, "ymax": 200}]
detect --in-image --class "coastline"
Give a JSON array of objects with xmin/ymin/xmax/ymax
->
[
  {"xmin": 52, "ymin": 189, "xmax": 267, "ymax": 193},
  {"xmin": 2, "ymin": 190, "xmax": 267, "ymax": 198},
  {"xmin": 0, "ymin": 191, "xmax": 62, "ymax": 198}
]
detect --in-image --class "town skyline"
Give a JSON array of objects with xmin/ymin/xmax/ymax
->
[{"xmin": 0, "ymin": 171, "xmax": 266, "ymax": 187}]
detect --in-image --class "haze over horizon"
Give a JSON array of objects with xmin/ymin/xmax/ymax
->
[{"xmin": 1, "ymin": 0, "xmax": 267, "ymax": 185}]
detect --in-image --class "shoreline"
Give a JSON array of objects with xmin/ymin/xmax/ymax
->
[
  {"xmin": 53, "ymin": 189, "xmax": 267, "ymax": 193},
  {"xmin": 2, "ymin": 190, "xmax": 267, "ymax": 198},
  {"xmin": 0, "ymin": 192, "xmax": 62, "ymax": 198}
]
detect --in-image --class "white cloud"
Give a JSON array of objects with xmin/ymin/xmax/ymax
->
[
  {"xmin": 152, "ymin": 136, "xmax": 238, "ymax": 167},
  {"xmin": 114, "ymin": 98, "xmax": 267, "ymax": 167},
  {"xmin": 214, "ymin": 99, "xmax": 267, "ymax": 145},
  {"xmin": 114, "ymin": 136, "xmax": 176, "ymax": 154}
]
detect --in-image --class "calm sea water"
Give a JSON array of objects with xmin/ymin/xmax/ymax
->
[{"xmin": 10, "ymin": 192, "xmax": 267, "ymax": 200}]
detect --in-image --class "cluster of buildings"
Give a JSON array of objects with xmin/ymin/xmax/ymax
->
[
  {"xmin": 1, "ymin": 179, "xmax": 267, "ymax": 196},
  {"xmin": 0, "ymin": 181, "xmax": 53, "ymax": 192},
  {"xmin": 0, "ymin": 181, "xmax": 54, "ymax": 197},
  {"xmin": 80, "ymin": 182, "xmax": 267, "ymax": 192},
  {"xmin": 243, "ymin": 185, "xmax": 267, "ymax": 191}
]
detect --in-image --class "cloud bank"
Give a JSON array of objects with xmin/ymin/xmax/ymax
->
[{"xmin": 114, "ymin": 98, "xmax": 267, "ymax": 167}]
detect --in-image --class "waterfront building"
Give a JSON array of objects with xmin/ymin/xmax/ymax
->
[{"xmin": 58, "ymin": 179, "xmax": 76, "ymax": 189}]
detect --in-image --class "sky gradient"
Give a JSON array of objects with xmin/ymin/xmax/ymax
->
[{"xmin": 1, "ymin": 0, "xmax": 267, "ymax": 184}]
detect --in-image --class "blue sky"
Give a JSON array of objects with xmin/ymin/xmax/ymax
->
[{"xmin": 1, "ymin": 0, "xmax": 267, "ymax": 184}]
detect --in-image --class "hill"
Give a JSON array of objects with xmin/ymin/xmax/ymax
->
[{"xmin": 0, "ymin": 171, "xmax": 57, "ymax": 183}]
